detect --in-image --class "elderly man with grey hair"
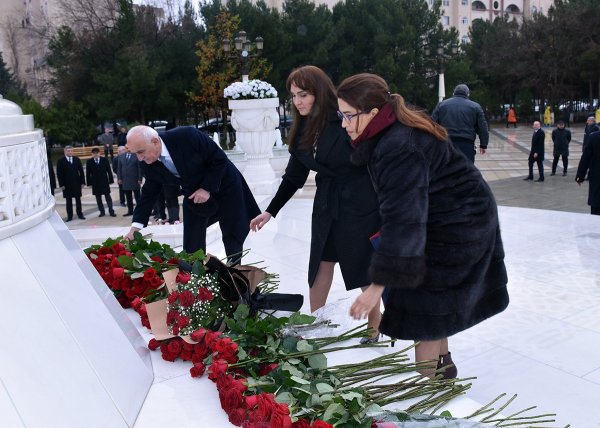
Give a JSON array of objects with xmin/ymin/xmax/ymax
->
[
  {"xmin": 124, "ymin": 125, "xmax": 260, "ymax": 264},
  {"xmin": 431, "ymin": 84, "xmax": 489, "ymax": 163}
]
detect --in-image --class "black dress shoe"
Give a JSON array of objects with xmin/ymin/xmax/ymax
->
[
  {"xmin": 98, "ymin": 212, "xmax": 105, "ymax": 217},
  {"xmin": 123, "ymin": 212, "xmax": 133, "ymax": 217},
  {"xmin": 78, "ymin": 215, "xmax": 86, "ymax": 220},
  {"xmin": 550, "ymin": 172, "xmax": 556, "ymax": 176},
  {"xmin": 65, "ymin": 217, "xmax": 73, "ymax": 222},
  {"xmin": 523, "ymin": 177, "xmax": 533, "ymax": 181},
  {"xmin": 562, "ymin": 172, "xmax": 567, "ymax": 176},
  {"xmin": 109, "ymin": 212, "xmax": 117, "ymax": 217},
  {"xmin": 535, "ymin": 178, "xmax": 544, "ymax": 182}
]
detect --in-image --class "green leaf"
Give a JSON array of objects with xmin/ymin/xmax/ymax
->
[
  {"xmin": 310, "ymin": 393, "xmax": 322, "ymax": 406},
  {"xmin": 290, "ymin": 375, "xmax": 311, "ymax": 385},
  {"xmin": 130, "ymin": 271, "xmax": 144, "ymax": 279},
  {"xmin": 287, "ymin": 358, "xmax": 302, "ymax": 365},
  {"xmin": 315, "ymin": 383, "xmax": 334, "ymax": 394},
  {"xmin": 191, "ymin": 260, "xmax": 204, "ymax": 276},
  {"xmin": 282, "ymin": 336, "xmax": 299, "ymax": 352},
  {"xmin": 296, "ymin": 340, "xmax": 313, "ymax": 352},
  {"xmin": 234, "ymin": 305, "xmax": 249, "ymax": 321},
  {"xmin": 440, "ymin": 410, "xmax": 453, "ymax": 417},
  {"xmin": 307, "ymin": 353, "xmax": 327, "ymax": 370},
  {"xmin": 281, "ymin": 362, "xmax": 304, "ymax": 378},
  {"xmin": 340, "ymin": 392, "xmax": 363, "ymax": 403},
  {"xmin": 117, "ymin": 255, "xmax": 134, "ymax": 269},
  {"xmin": 289, "ymin": 312, "xmax": 316, "ymax": 325},
  {"xmin": 275, "ymin": 392, "xmax": 296, "ymax": 405},
  {"xmin": 323, "ymin": 403, "xmax": 345, "ymax": 422}
]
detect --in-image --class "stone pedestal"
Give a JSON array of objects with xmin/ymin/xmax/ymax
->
[
  {"xmin": 229, "ymin": 98, "xmax": 281, "ymax": 194},
  {"xmin": 0, "ymin": 95, "xmax": 152, "ymax": 428}
]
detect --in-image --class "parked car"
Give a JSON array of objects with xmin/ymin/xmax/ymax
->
[{"xmin": 197, "ymin": 117, "xmax": 232, "ymax": 134}]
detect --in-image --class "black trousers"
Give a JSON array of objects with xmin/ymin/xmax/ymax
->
[
  {"xmin": 154, "ymin": 185, "xmax": 180, "ymax": 222},
  {"xmin": 95, "ymin": 193, "xmax": 114, "ymax": 214},
  {"xmin": 528, "ymin": 157, "xmax": 544, "ymax": 179},
  {"xmin": 118, "ymin": 184, "xmax": 125, "ymax": 204},
  {"xmin": 65, "ymin": 196, "xmax": 83, "ymax": 218},
  {"xmin": 182, "ymin": 201, "xmax": 243, "ymax": 265},
  {"xmin": 124, "ymin": 189, "xmax": 141, "ymax": 213},
  {"xmin": 552, "ymin": 155, "xmax": 568, "ymax": 173},
  {"xmin": 452, "ymin": 140, "xmax": 475, "ymax": 163},
  {"xmin": 591, "ymin": 206, "xmax": 600, "ymax": 216}
]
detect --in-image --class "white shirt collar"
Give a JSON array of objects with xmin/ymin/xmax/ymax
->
[{"xmin": 160, "ymin": 138, "xmax": 172, "ymax": 160}]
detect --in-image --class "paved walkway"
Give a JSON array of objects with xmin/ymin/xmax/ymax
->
[{"xmin": 53, "ymin": 123, "xmax": 594, "ymax": 231}]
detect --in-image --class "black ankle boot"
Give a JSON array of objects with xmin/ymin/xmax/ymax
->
[{"xmin": 437, "ymin": 352, "xmax": 458, "ymax": 379}]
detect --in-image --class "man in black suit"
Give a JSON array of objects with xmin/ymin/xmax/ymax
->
[
  {"xmin": 124, "ymin": 125, "xmax": 260, "ymax": 263},
  {"xmin": 576, "ymin": 131, "xmax": 600, "ymax": 215},
  {"xmin": 524, "ymin": 120, "xmax": 545, "ymax": 182},
  {"xmin": 117, "ymin": 145, "xmax": 142, "ymax": 216},
  {"xmin": 56, "ymin": 145, "xmax": 86, "ymax": 221},
  {"xmin": 86, "ymin": 148, "xmax": 116, "ymax": 217},
  {"xmin": 113, "ymin": 146, "xmax": 126, "ymax": 206}
]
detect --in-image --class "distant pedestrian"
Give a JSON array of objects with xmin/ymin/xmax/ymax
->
[
  {"xmin": 97, "ymin": 127, "xmax": 114, "ymax": 161},
  {"xmin": 562, "ymin": 104, "xmax": 571, "ymax": 128},
  {"xmin": 523, "ymin": 121, "xmax": 545, "ymax": 182},
  {"xmin": 575, "ymin": 130, "xmax": 600, "ymax": 215},
  {"xmin": 551, "ymin": 120, "xmax": 571, "ymax": 176},
  {"xmin": 583, "ymin": 116, "xmax": 599, "ymax": 181},
  {"xmin": 506, "ymin": 106, "xmax": 517, "ymax": 128},
  {"xmin": 56, "ymin": 145, "xmax": 86, "ymax": 221},
  {"xmin": 86, "ymin": 148, "xmax": 116, "ymax": 217},
  {"xmin": 595, "ymin": 106, "xmax": 600, "ymax": 124},
  {"xmin": 113, "ymin": 146, "xmax": 126, "ymax": 206},
  {"xmin": 543, "ymin": 106, "xmax": 552, "ymax": 127},
  {"xmin": 431, "ymin": 84, "xmax": 489, "ymax": 163},
  {"xmin": 117, "ymin": 127, "xmax": 127, "ymax": 147}
]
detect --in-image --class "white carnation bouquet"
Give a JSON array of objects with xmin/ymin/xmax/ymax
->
[{"xmin": 224, "ymin": 79, "xmax": 278, "ymax": 100}]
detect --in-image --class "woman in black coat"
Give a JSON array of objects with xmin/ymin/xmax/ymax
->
[
  {"xmin": 339, "ymin": 74, "xmax": 509, "ymax": 378},
  {"xmin": 250, "ymin": 66, "xmax": 381, "ymax": 340}
]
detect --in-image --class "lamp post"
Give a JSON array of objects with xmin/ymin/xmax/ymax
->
[
  {"xmin": 424, "ymin": 41, "xmax": 458, "ymax": 102},
  {"xmin": 222, "ymin": 30, "xmax": 264, "ymax": 82}
]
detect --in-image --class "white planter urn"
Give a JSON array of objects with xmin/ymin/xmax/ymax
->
[{"xmin": 228, "ymin": 97, "xmax": 280, "ymax": 194}]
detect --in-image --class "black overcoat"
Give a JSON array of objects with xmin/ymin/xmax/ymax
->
[
  {"xmin": 529, "ymin": 128, "xmax": 545, "ymax": 161},
  {"xmin": 266, "ymin": 117, "xmax": 380, "ymax": 289},
  {"xmin": 56, "ymin": 156, "xmax": 85, "ymax": 198},
  {"xmin": 133, "ymin": 126, "xmax": 260, "ymax": 249},
  {"xmin": 86, "ymin": 157, "xmax": 114, "ymax": 195},
  {"xmin": 576, "ymin": 130, "xmax": 600, "ymax": 208},
  {"xmin": 552, "ymin": 128, "xmax": 571, "ymax": 156},
  {"xmin": 362, "ymin": 122, "xmax": 509, "ymax": 341}
]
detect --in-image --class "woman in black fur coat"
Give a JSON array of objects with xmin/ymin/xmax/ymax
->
[{"xmin": 338, "ymin": 74, "xmax": 509, "ymax": 378}]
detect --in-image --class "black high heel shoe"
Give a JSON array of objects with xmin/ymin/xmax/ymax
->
[
  {"xmin": 359, "ymin": 333, "xmax": 381, "ymax": 344},
  {"xmin": 437, "ymin": 352, "xmax": 458, "ymax": 379}
]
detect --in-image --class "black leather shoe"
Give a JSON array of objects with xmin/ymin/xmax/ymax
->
[
  {"xmin": 123, "ymin": 212, "xmax": 133, "ymax": 217},
  {"xmin": 535, "ymin": 178, "xmax": 544, "ymax": 182},
  {"xmin": 78, "ymin": 215, "xmax": 86, "ymax": 220},
  {"xmin": 562, "ymin": 172, "xmax": 567, "ymax": 176},
  {"xmin": 65, "ymin": 217, "xmax": 72, "ymax": 222},
  {"xmin": 523, "ymin": 177, "xmax": 533, "ymax": 181},
  {"xmin": 98, "ymin": 212, "xmax": 105, "ymax": 217},
  {"xmin": 109, "ymin": 212, "xmax": 117, "ymax": 217},
  {"xmin": 550, "ymin": 172, "xmax": 556, "ymax": 176}
]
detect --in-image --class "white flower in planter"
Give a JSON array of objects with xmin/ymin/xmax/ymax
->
[{"xmin": 224, "ymin": 79, "xmax": 278, "ymax": 100}]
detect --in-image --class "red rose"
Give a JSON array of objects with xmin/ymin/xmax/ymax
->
[
  {"xmin": 177, "ymin": 315, "xmax": 190, "ymax": 328},
  {"xmin": 111, "ymin": 242, "xmax": 126, "ymax": 254},
  {"xmin": 258, "ymin": 363, "xmax": 278, "ymax": 376},
  {"xmin": 208, "ymin": 359, "xmax": 229, "ymax": 381},
  {"xmin": 292, "ymin": 419, "xmax": 310, "ymax": 428},
  {"xmin": 179, "ymin": 290, "xmax": 195, "ymax": 307},
  {"xmin": 219, "ymin": 388, "xmax": 244, "ymax": 413},
  {"xmin": 112, "ymin": 267, "xmax": 125, "ymax": 279},
  {"xmin": 148, "ymin": 338, "xmax": 161, "ymax": 351},
  {"xmin": 167, "ymin": 339, "xmax": 182, "ymax": 355},
  {"xmin": 141, "ymin": 315, "xmax": 150, "ymax": 329},
  {"xmin": 176, "ymin": 271, "xmax": 191, "ymax": 284},
  {"xmin": 143, "ymin": 268, "xmax": 157, "ymax": 280},
  {"xmin": 151, "ymin": 255, "xmax": 163, "ymax": 263},
  {"xmin": 204, "ymin": 330, "xmax": 220, "ymax": 348},
  {"xmin": 311, "ymin": 421, "xmax": 334, "ymax": 428},
  {"xmin": 190, "ymin": 329, "xmax": 206, "ymax": 343},
  {"xmin": 166, "ymin": 310, "xmax": 178, "ymax": 325},
  {"xmin": 167, "ymin": 291, "xmax": 179, "ymax": 305},
  {"xmin": 245, "ymin": 394, "xmax": 258, "ymax": 409},
  {"xmin": 190, "ymin": 362, "xmax": 206, "ymax": 378},
  {"xmin": 228, "ymin": 408, "xmax": 246, "ymax": 426},
  {"xmin": 197, "ymin": 287, "xmax": 214, "ymax": 302},
  {"xmin": 168, "ymin": 257, "xmax": 179, "ymax": 265},
  {"xmin": 180, "ymin": 350, "xmax": 193, "ymax": 361},
  {"xmin": 98, "ymin": 246, "xmax": 111, "ymax": 255},
  {"xmin": 150, "ymin": 276, "xmax": 163, "ymax": 287}
]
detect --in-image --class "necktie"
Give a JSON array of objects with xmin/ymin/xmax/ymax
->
[
  {"xmin": 96, "ymin": 159, "xmax": 99, "ymax": 165},
  {"xmin": 68, "ymin": 157, "xmax": 72, "ymax": 164},
  {"xmin": 159, "ymin": 156, "xmax": 180, "ymax": 177},
  {"xmin": 126, "ymin": 153, "xmax": 131, "ymax": 161}
]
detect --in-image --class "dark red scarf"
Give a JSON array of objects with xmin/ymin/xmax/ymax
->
[{"xmin": 351, "ymin": 102, "xmax": 396, "ymax": 147}]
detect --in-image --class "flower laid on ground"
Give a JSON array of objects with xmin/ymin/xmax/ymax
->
[
  {"xmin": 166, "ymin": 272, "xmax": 234, "ymax": 336},
  {"xmin": 85, "ymin": 232, "xmax": 204, "ymax": 309},
  {"xmin": 224, "ymin": 79, "xmax": 278, "ymax": 100}
]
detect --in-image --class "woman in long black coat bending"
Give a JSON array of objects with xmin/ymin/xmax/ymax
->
[
  {"xmin": 339, "ymin": 74, "xmax": 509, "ymax": 377},
  {"xmin": 250, "ymin": 66, "xmax": 381, "ymax": 341}
]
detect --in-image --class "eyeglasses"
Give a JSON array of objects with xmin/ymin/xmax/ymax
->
[{"xmin": 337, "ymin": 110, "xmax": 364, "ymax": 123}]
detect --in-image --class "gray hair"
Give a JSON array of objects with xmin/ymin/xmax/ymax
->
[
  {"xmin": 117, "ymin": 145, "xmax": 127, "ymax": 153},
  {"xmin": 127, "ymin": 125, "xmax": 159, "ymax": 142},
  {"xmin": 64, "ymin": 145, "xmax": 73, "ymax": 151}
]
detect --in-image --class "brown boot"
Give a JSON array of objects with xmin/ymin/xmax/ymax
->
[{"xmin": 437, "ymin": 352, "xmax": 458, "ymax": 379}]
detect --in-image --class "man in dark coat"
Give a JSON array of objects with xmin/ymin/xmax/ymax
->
[
  {"xmin": 431, "ymin": 84, "xmax": 489, "ymax": 163},
  {"xmin": 523, "ymin": 120, "xmax": 545, "ymax": 182},
  {"xmin": 112, "ymin": 146, "xmax": 126, "ymax": 206},
  {"xmin": 86, "ymin": 148, "xmax": 116, "ymax": 217},
  {"xmin": 551, "ymin": 120, "xmax": 571, "ymax": 176},
  {"xmin": 576, "ymin": 130, "xmax": 600, "ymax": 215},
  {"xmin": 124, "ymin": 125, "xmax": 260, "ymax": 263},
  {"xmin": 583, "ymin": 116, "xmax": 599, "ymax": 181},
  {"xmin": 117, "ymin": 145, "xmax": 142, "ymax": 216},
  {"xmin": 56, "ymin": 145, "xmax": 86, "ymax": 221}
]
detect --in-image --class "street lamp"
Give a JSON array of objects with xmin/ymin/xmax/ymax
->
[
  {"xmin": 222, "ymin": 30, "xmax": 264, "ymax": 82},
  {"xmin": 424, "ymin": 41, "xmax": 458, "ymax": 102}
]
